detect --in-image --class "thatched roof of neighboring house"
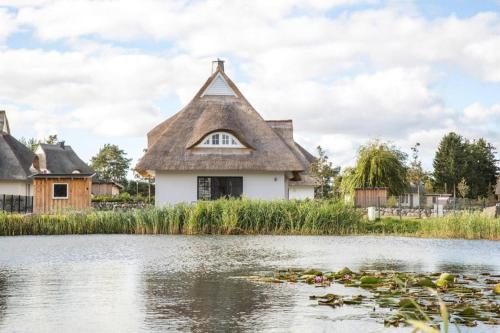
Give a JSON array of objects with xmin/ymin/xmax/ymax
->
[
  {"xmin": 92, "ymin": 178, "xmax": 124, "ymax": 189},
  {"xmin": 0, "ymin": 111, "xmax": 35, "ymax": 181},
  {"xmin": 34, "ymin": 142, "xmax": 93, "ymax": 176},
  {"xmin": 136, "ymin": 62, "xmax": 307, "ymax": 173}
]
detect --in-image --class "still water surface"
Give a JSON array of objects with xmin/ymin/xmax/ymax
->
[{"xmin": 0, "ymin": 235, "xmax": 498, "ymax": 332}]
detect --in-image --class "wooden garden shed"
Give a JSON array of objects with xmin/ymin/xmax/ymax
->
[
  {"xmin": 354, "ymin": 187, "xmax": 388, "ymax": 208},
  {"xmin": 32, "ymin": 142, "xmax": 94, "ymax": 213}
]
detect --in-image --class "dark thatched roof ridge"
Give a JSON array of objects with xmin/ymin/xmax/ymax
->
[
  {"xmin": 0, "ymin": 132, "xmax": 36, "ymax": 181},
  {"xmin": 37, "ymin": 143, "xmax": 93, "ymax": 175},
  {"xmin": 137, "ymin": 65, "xmax": 305, "ymax": 172}
]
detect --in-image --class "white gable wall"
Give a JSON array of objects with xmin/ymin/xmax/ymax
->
[
  {"xmin": 201, "ymin": 74, "xmax": 236, "ymax": 96},
  {"xmin": 0, "ymin": 180, "xmax": 32, "ymax": 196},
  {"xmin": 155, "ymin": 171, "xmax": 287, "ymax": 206},
  {"xmin": 289, "ymin": 185, "xmax": 315, "ymax": 200}
]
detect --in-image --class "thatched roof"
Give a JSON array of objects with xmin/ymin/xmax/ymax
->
[
  {"xmin": 0, "ymin": 111, "xmax": 35, "ymax": 181},
  {"xmin": 266, "ymin": 120, "xmax": 320, "ymax": 186},
  {"xmin": 137, "ymin": 62, "xmax": 307, "ymax": 173},
  {"xmin": 35, "ymin": 143, "xmax": 93, "ymax": 176}
]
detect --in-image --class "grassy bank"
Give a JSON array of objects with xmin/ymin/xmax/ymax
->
[{"xmin": 0, "ymin": 199, "xmax": 498, "ymax": 239}]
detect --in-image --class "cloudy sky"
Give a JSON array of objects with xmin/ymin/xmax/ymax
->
[{"xmin": 1, "ymin": 0, "xmax": 499, "ymax": 174}]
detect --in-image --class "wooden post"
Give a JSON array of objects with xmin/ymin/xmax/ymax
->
[{"xmin": 398, "ymin": 195, "xmax": 402, "ymax": 221}]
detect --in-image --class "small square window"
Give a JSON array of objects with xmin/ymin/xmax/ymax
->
[
  {"xmin": 53, "ymin": 184, "xmax": 68, "ymax": 199},
  {"xmin": 222, "ymin": 134, "xmax": 229, "ymax": 145},
  {"xmin": 212, "ymin": 134, "xmax": 219, "ymax": 145},
  {"xmin": 231, "ymin": 138, "xmax": 236, "ymax": 145}
]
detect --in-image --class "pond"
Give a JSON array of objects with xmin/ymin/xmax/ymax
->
[{"xmin": 0, "ymin": 235, "xmax": 498, "ymax": 332}]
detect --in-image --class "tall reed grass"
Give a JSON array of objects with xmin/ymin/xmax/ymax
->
[
  {"xmin": 0, "ymin": 199, "xmax": 362, "ymax": 236},
  {"xmin": 0, "ymin": 200, "xmax": 498, "ymax": 239}
]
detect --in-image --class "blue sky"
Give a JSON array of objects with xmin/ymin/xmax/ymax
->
[{"xmin": 1, "ymin": 0, "xmax": 499, "ymax": 175}]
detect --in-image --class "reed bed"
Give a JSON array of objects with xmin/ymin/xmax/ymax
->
[{"xmin": 0, "ymin": 200, "xmax": 498, "ymax": 239}]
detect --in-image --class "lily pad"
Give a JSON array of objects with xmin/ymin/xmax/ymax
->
[
  {"xmin": 439, "ymin": 272, "xmax": 455, "ymax": 282},
  {"xmin": 360, "ymin": 276, "xmax": 382, "ymax": 285}
]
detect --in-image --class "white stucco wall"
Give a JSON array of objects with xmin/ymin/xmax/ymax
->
[
  {"xmin": 289, "ymin": 185, "xmax": 315, "ymax": 200},
  {"xmin": 155, "ymin": 171, "xmax": 287, "ymax": 206},
  {"xmin": 0, "ymin": 180, "xmax": 32, "ymax": 196}
]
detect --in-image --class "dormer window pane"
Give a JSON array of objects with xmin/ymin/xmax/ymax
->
[{"xmin": 197, "ymin": 131, "xmax": 244, "ymax": 148}]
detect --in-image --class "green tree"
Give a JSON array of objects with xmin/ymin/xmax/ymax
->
[
  {"xmin": 464, "ymin": 138, "xmax": 498, "ymax": 198},
  {"xmin": 457, "ymin": 178, "xmax": 469, "ymax": 199},
  {"xmin": 19, "ymin": 134, "xmax": 61, "ymax": 152},
  {"xmin": 19, "ymin": 137, "xmax": 39, "ymax": 152},
  {"xmin": 309, "ymin": 146, "xmax": 339, "ymax": 198},
  {"xmin": 45, "ymin": 134, "xmax": 58, "ymax": 144},
  {"xmin": 433, "ymin": 132, "xmax": 467, "ymax": 197},
  {"xmin": 90, "ymin": 144, "xmax": 131, "ymax": 183},
  {"xmin": 407, "ymin": 143, "xmax": 426, "ymax": 207},
  {"xmin": 424, "ymin": 178, "xmax": 434, "ymax": 194},
  {"xmin": 341, "ymin": 140, "xmax": 408, "ymax": 196}
]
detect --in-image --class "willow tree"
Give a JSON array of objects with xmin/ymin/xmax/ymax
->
[{"xmin": 342, "ymin": 141, "xmax": 408, "ymax": 196}]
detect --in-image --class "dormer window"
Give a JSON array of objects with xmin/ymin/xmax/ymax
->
[{"xmin": 197, "ymin": 131, "xmax": 244, "ymax": 148}]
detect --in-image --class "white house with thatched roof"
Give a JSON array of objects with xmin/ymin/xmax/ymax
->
[{"xmin": 136, "ymin": 60, "xmax": 319, "ymax": 205}]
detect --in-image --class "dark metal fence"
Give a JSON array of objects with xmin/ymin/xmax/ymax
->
[{"xmin": 0, "ymin": 194, "xmax": 33, "ymax": 214}]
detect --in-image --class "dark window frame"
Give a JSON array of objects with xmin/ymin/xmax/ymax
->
[
  {"xmin": 197, "ymin": 176, "xmax": 243, "ymax": 200},
  {"xmin": 53, "ymin": 183, "xmax": 69, "ymax": 199}
]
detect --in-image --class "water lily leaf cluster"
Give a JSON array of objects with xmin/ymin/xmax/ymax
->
[{"xmin": 240, "ymin": 267, "xmax": 500, "ymax": 328}]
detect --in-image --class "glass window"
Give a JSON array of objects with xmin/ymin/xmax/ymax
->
[
  {"xmin": 222, "ymin": 134, "xmax": 229, "ymax": 145},
  {"xmin": 204, "ymin": 138, "xmax": 210, "ymax": 144},
  {"xmin": 198, "ymin": 177, "xmax": 211, "ymax": 200},
  {"xmin": 212, "ymin": 134, "xmax": 219, "ymax": 145},
  {"xmin": 231, "ymin": 138, "xmax": 236, "ymax": 145},
  {"xmin": 53, "ymin": 184, "xmax": 68, "ymax": 199},
  {"xmin": 197, "ymin": 177, "xmax": 243, "ymax": 200}
]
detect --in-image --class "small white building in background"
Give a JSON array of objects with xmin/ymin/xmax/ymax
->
[
  {"xmin": 0, "ymin": 111, "xmax": 35, "ymax": 197},
  {"xmin": 137, "ymin": 60, "xmax": 319, "ymax": 206},
  {"xmin": 400, "ymin": 183, "xmax": 424, "ymax": 208}
]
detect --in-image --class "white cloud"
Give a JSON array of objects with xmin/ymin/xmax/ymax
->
[
  {"xmin": 1, "ymin": 1, "xmax": 500, "ymax": 170},
  {"xmin": 244, "ymin": 67, "xmax": 451, "ymax": 137},
  {"xmin": 0, "ymin": 8, "xmax": 17, "ymax": 42}
]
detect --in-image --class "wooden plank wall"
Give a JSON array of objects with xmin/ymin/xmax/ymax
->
[
  {"xmin": 354, "ymin": 188, "xmax": 388, "ymax": 208},
  {"xmin": 34, "ymin": 177, "xmax": 92, "ymax": 214}
]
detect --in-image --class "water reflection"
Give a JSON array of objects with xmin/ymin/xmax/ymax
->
[
  {"xmin": 0, "ymin": 270, "xmax": 8, "ymax": 326},
  {"xmin": 0, "ymin": 235, "xmax": 497, "ymax": 332},
  {"xmin": 142, "ymin": 270, "xmax": 272, "ymax": 332}
]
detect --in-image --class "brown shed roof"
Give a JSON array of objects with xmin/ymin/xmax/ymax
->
[{"xmin": 137, "ymin": 63, "xmax": 306, "ymax": 172}]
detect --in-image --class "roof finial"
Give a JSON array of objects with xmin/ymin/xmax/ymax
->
[{"xmin": 212, "ymin": 58, "xmax": 225, "ymax": 73}]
